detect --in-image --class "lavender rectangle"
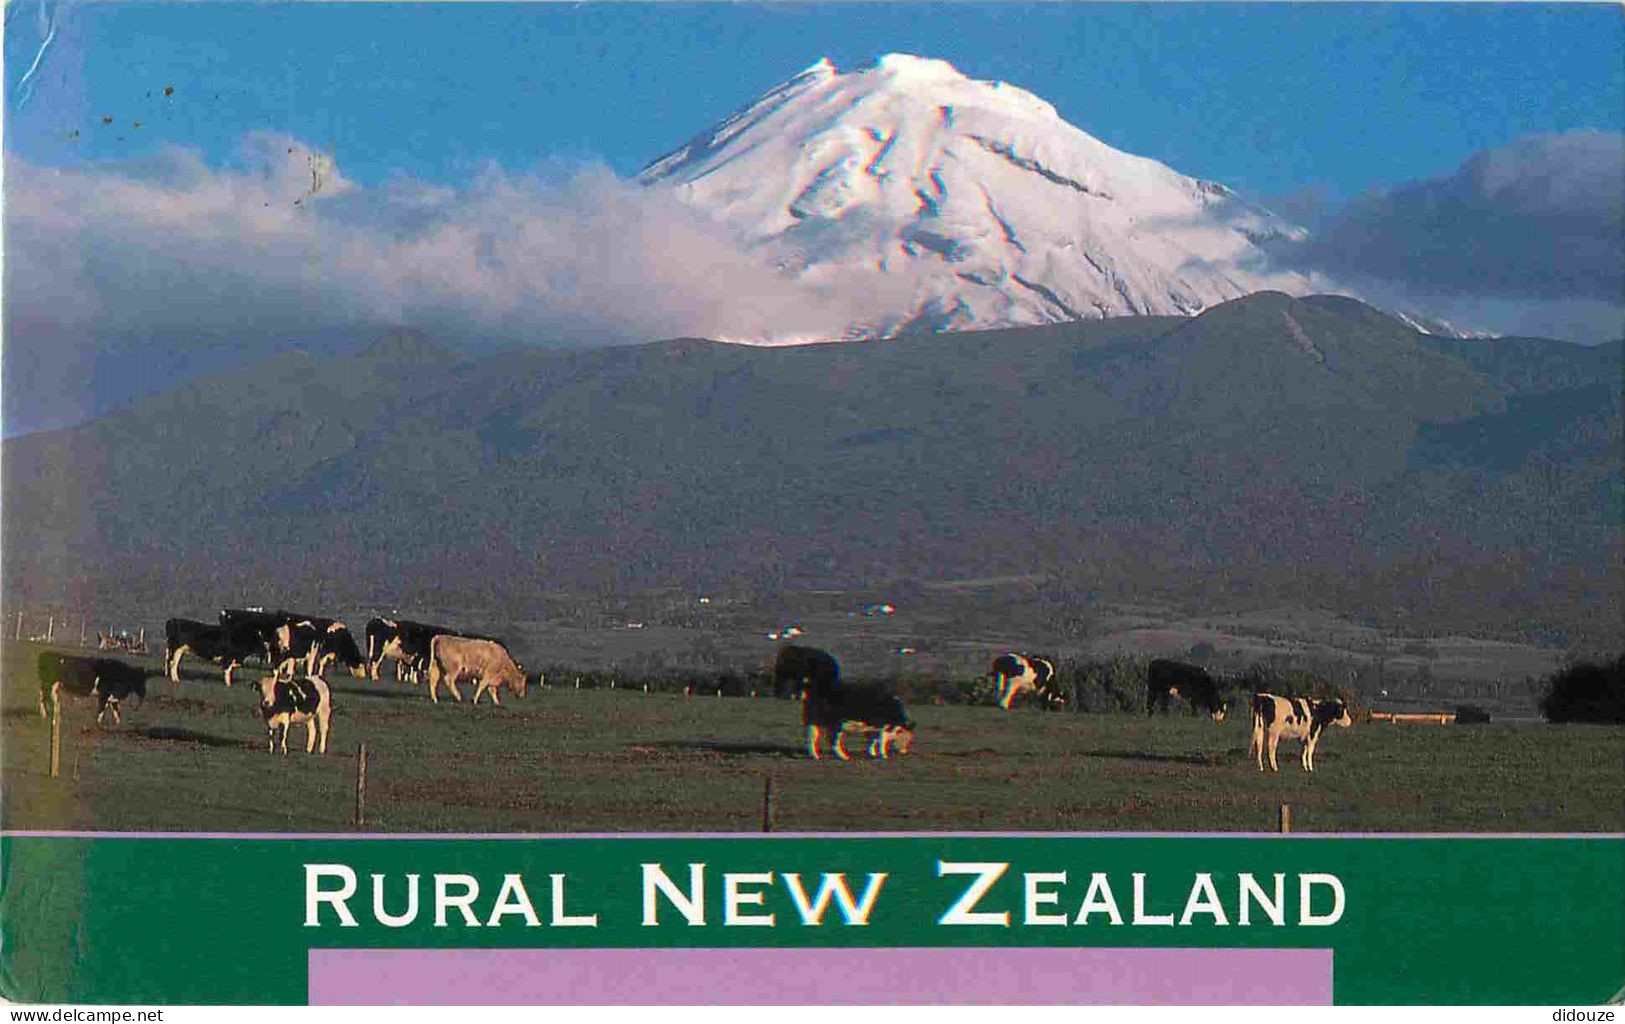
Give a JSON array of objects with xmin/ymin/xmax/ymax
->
[{"xmin": 309, "ymin": 947, "xmax": 1333, "ymax": 1005}]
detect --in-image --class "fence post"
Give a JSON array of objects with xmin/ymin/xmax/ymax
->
[
  {"xmin": 1278, "ymin": 803, "xmax": 1292, "ymax": 834},
  {"xmin": 761, "ymin": 776, "xmax": 776, "ymax": 833},
  {"xmin": 14, "ymin": 611, "xmax": 22, "ymax": 641},
  {"xmin": 46, "ymin": 616, "xmax": 54, "ymax": 643},
  {"xmin": 80, "ymin": 618, "xmax": 87, "ymax": 646},
  {"xmin": 354, "ymin": 742, "xmax": 370, "ymax": 829},
  {"xmin": 49, "ymin": 683, "xmax": 62, "ymax": 779}
]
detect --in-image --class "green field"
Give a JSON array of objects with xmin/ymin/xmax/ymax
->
[{"xmin": 4, "ymin": 640, "xmax": 1621, "ymax": 834}]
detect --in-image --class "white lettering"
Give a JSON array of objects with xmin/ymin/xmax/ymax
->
[
  {"xmin": 371, "ymin": 873, "xmax": 419, "ymax": 928},
  {"xmin": 1299, "ymin": 873, "xmax": 1346, "ymax": 926},
  {"xmin": 1179, "ymin": 873, "xmax": 1229, "ymax": 926},
  {"xmin": 781, "ymin": 873, "xmax": 887, "ymax": 926},
  {"xmin": 1239, "ymin": 873, "xmax": 1285, "ymax": 926},
  {"xmin": 937, "ymin": 861, "xmax": 1010, "ymax": 926},
  {"xmin": 642, "ymin": 862, "xmax": 707, "ymax": 926},
  {"xmin": 551, "ymin": 873, "xmax": 599, "ymax": 927},
  {"xmin": 486, "ymin": 874, "xmax": 540, "ymax": 927},
  {"xmin": 724, "ymin": 872, "xmax": 776, "ymax": 927},
  {"xmin": 1074, "ymin": 873, "xmax": 1124, "ymax": 926},
  {"xmin": 1023, "ymin": 872, "xmax": 1069, "ymax": 926},
  {"xmin": 1132, "ymin": 873, "xmax": 1174, "ymax": 926},
  {"xmin": 304, "ymin": 864, "xmax": 359, "ymax": 928},
  {"xmin": 435, "ymin": 874, "xmax": 481, "ymax": 928}
]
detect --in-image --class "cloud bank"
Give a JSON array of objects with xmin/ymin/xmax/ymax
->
[
  {"xmin": 5, "ymin": 128, "xmax": 1620, "ymax": 431},
  {"xmin": 1285, "ymin": 130, "xmax": 1624, "ymax": 340}
]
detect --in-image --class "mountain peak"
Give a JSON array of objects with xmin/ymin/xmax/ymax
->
[{"xmin": 640, "ymin": 53, "xmax": 1312, "ymax": 341}]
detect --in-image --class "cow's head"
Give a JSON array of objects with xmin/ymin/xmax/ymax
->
[
  {"xmin": 252, "ymin": 674, "xmax": 280, "ymax": 717},
  {"xmin": 510, "ymin": 671, "xmax": 530, "ymax": 698},
  {"xmin": 1210, "ymin": 699, "xmax": 1230, "ymax": 724},
  {"xmin": 889, "ymin": 725, "xmax": 916, "ymax": 756},
  {"xmin": 1321, "ymin": 700, "xmax": 1353, "ymax": 728}
]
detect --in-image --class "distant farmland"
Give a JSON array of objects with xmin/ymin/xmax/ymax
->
[{"xmin": 6, "ymin": 641, "xmax": 1620, "ymax": 835}]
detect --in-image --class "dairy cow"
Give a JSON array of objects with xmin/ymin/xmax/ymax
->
[
  {"xmin": 1146, "ymin": 659, "xmax": 1230, "ymax": 722},
  {"xmin": 275, "ymin": 619, "xmax": 367, "ymax": 679},
  {"xmin": 772, "ymin": 645, "xmax": 842, "ymax": 698},
  {"xmin": 165, "ymin": 617, "xmax": 268, "ymax": 687},
  {"xmin": 427, "ymin": 635, "xmax": 529, "ymax": 705},
  {"xmin": 253, "ymin": 673, "xmax": 332, "ymax": 755},
  {"xmin": 990, "ymin": 653, "xmax": 1062, "ymax": 710},
  {"xmin": 802, "ymin": 681, "xmax": 916, "ymax": 761},
  {"xmin": 1249, "ymin": 693, "xmax": 1353, "ymax": 772},
  {"xmin": 366, "ymin": 618, "xmax": 509, "ymax": 685},
  {"xmin": 37, "ymin": 652, "xmax": 148, "ymax": 725}
]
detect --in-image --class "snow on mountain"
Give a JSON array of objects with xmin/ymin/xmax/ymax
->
[{"xmin": 639, "ymin": 53, "xmax": 1318, "ymax": 342}]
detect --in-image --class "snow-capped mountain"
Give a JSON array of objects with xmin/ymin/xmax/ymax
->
[{"xmin": 639, "ymin": 53, "xmax": 1318, "ymax": 341}]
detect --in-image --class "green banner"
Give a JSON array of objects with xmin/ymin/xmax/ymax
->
[{"xmin": 2, "ymin": 834, "xmax": 1620, "ymax": 1005}]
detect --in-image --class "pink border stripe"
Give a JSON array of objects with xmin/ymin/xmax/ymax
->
[
  {"xmin": 308, "ymin": 947, "xmax": 1334, "ymax": 1005},
  {"xmin": 7, "ymin": 830, "xmax": 1619, "ymax": 840}
]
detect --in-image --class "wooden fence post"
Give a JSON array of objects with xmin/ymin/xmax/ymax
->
[
  {"xmin": 80, "ymin": 618, "xmax": 87, "ymax": 646},
  {"xmin": 761, "ymin": 776, "xmax": 776, "ymax": 833},
  {"xmin": 1278, "ymin": 803, "xmax": 1292, "ymax": 834},
  {"xmin": 14, "ymin": 611, "xmax": 22, "ymax": 641},
  {"xmin": 354, "ymin": 743, "xmax": 370, "ymax": 829},
  {"xmin": 45, "ymin": 616, "xmax": 54, "ymax": 643},
  {"xmin": 49, "ymin": 683, "xmax": 62, "ymax": 779}
]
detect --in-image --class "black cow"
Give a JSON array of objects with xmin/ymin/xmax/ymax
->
[
  {"xmin": 1146, "ymin": 659, "xmax": 1230, "ymax": 722},
  {"xmin": 990, "ymin": 652, "xmax": 1062, "ymax": 710},
  {"xmin": 275, "ymin": 619, "xmax": 366, "ymax": 679},
  {"xmin": 165, "ymin": 617, "xmax": 267, "ymax": 687},
  {"xmin": 38, "ymin": 652, "xmax": 148, "ymax": 725},
  {"xmin": 804, "ymin": 682, "xmax": 916, "ymax": 760},
  {"xmin": 364, "ymin": 618, "xmax": 509, "ymax": 684},
  {"xmin": 773, "ymin": 644, "xmax": 841, "ymax": 698}
]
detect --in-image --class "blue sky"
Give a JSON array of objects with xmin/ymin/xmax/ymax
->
[
  {"xmin": 4, "ymin": 3, "xmax": 1622, "ymax": 433},
  {"xmin": 8, "ymin": 2, "xmax": 1621, "ymax": 202}
]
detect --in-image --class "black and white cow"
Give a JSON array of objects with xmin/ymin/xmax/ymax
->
[
  {"xmin": 218, "ymin": 608, "xmax": 293, "ymax": 663},
  {"xmin": 803, "ymin": 682, "xmax": 916, "ymax": 761},
  {"xmin": 1145, "ymin": 659, "xmax": 1230, "ymax": 722},
  {"xmin": 37, "ymin": 652, "xmax": 148, "ymax": 725},
  {"xmin": 275, "ymin": 619, "xmax": 367, "ymax": 679},
  {"xmin": 1249, "ymin": 693, "xmax": 1353, "ymax": 772},
  {"xmin": 165, "ymin": 617, "xmax": 268, "ymax": 687},
  {"xmin": 990, "ymin": 653, "xmax": 1062, "ymax": 710},
  {"xmin": 773, "ymin": 645, "xmax": 841, "ymax": 698},
  {"xmin": 253, "ymin": 673, "xmax": 333, "ymax": 755}
]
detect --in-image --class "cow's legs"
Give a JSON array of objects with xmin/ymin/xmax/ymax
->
[
  {"xmin": 168, "ymin": 645, "xmax": 190, "ymax": 684},
  {"xmin": 1303, "ymin": 733, "xmax": 1318, "ymax": 772},
  {"xmin": 224, "ymin": 661, "xmax": 239, "ymax": 688},
  {"xmin": 304, "ymin": 716, "xmax": 317, "ymax": 754},
  {"xmin": 1266, "ymin": 734, "xmax": 1281, "ymax": 772},
  {"xmin": 833, "ymin": 728, "xmax": 851, "ymax": 761},
  {"xmin": 1251, "ymin": 722, "xmax": 1265, "ymax": 770},
  {"xmin": 428, "ymin": 664, "xmax": 442, "ymax": 703},
  {"xmin": 806, "ymin": 724, "xmax": 822, "ymax": 760}
]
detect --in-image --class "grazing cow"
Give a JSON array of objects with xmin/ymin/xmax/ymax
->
[
  {"xmin": 1250, "ymin": 693, "xmax": 1353, "ymax": 772},
  {"xmin": 253, "ymin": 673, "xmax": 332, "ymax": 755},
  {"xmin": 365, "ymin": 618, "xmax": 509, "ymax": 685},
  {"xmin": 990, "ymin": 653, "xmax": 1062, "ymax": 710},
  {"xmin": 427, "ymin": 635, "xmax": 528, "ymax": 705},
  {"xmin": 275, "ymin": 619, "xmax": 367, "ymax": 679},
  {"xmin": 1146, "ymin": 659, "xmax": 1230, "ymax": 722},
  {"xmin": 37, "ymin": 652, "xmax": 148, "ymax": 725},
  {"xmin": 772, "ymin": 645, "xmax": 841, "ymax": 698},
  {"xmin": 803, "ymin": 682, "xmax": 916, "ymax": 761},
  {"xmin": 218, "ymin": 608, "xmax": 293, "ymax": 663},
  {"xmin": 165, "ymin": 617, "xmax": 267, "ymax": 687}
]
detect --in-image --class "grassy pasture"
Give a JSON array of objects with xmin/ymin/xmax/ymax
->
[{"xmin": 4, "ymin": 640, "xmax": 1620, "ymax": 835}]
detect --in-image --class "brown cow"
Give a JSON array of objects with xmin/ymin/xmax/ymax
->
[{"xmin": 427, "ymin": 635, "xmax": 529, "ymax": 705}]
